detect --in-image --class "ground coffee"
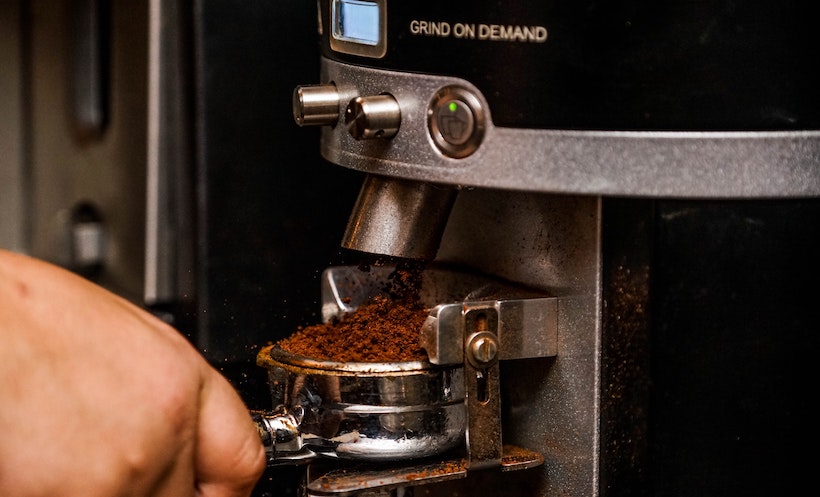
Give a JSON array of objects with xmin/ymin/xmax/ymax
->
[{"xmin": 275, "ymin": 264, "xmax": 429, "ymax": 362}]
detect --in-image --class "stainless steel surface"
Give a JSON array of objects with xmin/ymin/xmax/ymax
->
[
  {"xmin": 410, "ymin": 191, "xmax": 603, "ymax": 496},
  {"xmin": 262, "ymin": 263, "xmax": 559, "ymax": 468},
  {"xmin": 342, "ymin": 175, "xmax": 457, "ymax": 260},
  {"xmin": 304, "ymin": 447, "xmax": 544, "ymax": 497},
  {"xmin": 421, "ymin": 297, "xmax": 559, "ymax": 365},
  {"xmin": 258, "ymin": 345, "xmax": 467, "ymax": 462},
  {"xmin": 434, "ymin": 190, "xmax": 602, "ymax": 484},
  {"xmin": 293, "ymin": 84, "xmax": 341, "ymax": 127},
  {"xmin": 319, "ymin": 58, "xmax": 820, "ymax": 198},
  {"xmin": 19, "ymin": 0, "xmax": 149, "ymax": 301},
  {"xmin": 251, "ymin": 407, "xmax": 310, "ymax": 465},
  {"xmin": 344, "ymin": 94, "xmax": 401, "ymax": 140},
  {"xmin": 145, "ymin": 0, "xmax": 195, "ymax": 306},
  {"xmin": 462, "ymin": 305, "xmax": 502, "ymax": 470}
]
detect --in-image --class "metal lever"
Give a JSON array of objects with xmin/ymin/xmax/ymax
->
[
  {"xmin": 251, "ymin": 407, "xmax": 349, "ymax": 466},
  {"xmin": 251, "ymin": 408, "xmax": 315, "ymax": 466}
]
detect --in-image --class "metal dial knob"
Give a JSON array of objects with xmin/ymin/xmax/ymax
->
[
  {"xmin": 344, "ymin": 94, "xmax": 401, "ymax": 140},
  {"xmin": 293, "ymin": 84, "xmax": 340, "ymax": 127}
]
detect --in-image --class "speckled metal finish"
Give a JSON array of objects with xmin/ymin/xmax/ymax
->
[{"xmin": 320, "ymin": 59, "xmax": 820, "ymax": 198}]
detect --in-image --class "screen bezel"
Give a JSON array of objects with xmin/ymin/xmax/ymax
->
[{"xmin": 329, "ymin": 0, "xmax": 387, "ymax": 58}]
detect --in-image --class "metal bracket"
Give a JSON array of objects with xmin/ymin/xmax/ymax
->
[{"xmin": 462, "ymin": 304, "xmax": 502, "ymax": 469}]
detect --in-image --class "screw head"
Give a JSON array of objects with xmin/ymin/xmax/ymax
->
[{"xmin": 469, "ymin": 334, "xmax": 498, "ymax": 365}]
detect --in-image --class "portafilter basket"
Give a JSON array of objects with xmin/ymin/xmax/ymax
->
[{"xmin": 257, "ymin": 345, "xmax": 466, "ymax": 461}]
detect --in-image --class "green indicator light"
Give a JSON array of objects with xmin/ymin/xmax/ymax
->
[{"xmin": 448, "ymin": 101, "xmax": 458, "ymax": 112}]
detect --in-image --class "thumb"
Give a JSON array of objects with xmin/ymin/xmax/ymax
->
[{"xmin": 195, "ymin": 370, "xmax": 266, "ymax": 497}]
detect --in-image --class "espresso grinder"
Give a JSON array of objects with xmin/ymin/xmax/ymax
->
[{"xmin": 254, "ymin": 1, "xmax": 820, "ymax": 496}]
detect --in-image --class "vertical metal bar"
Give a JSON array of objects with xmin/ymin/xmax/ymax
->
[
  {"xmin": 463, "ymin": 304, "xmax": 503, "ymax": 470},
  {"xmin": 145, "ymin": 0, "xmax": 194, "ymax": 307},
  {"xmin": 70, "ymin": 0, "xmax": 108, "ymax": 140},
  {"xmin": 0, "ymin": 0, "xmax": 28, "ymax": 252}
]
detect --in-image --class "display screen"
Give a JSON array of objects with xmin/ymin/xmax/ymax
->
[{"xmin": 333, "ymin": 0, "xmax": 380, "ymax": 46}]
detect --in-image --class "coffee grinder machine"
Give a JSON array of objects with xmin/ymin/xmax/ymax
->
[{"xmin": 254, "ymin": 1, "xmax": 820, "ymax": 496}]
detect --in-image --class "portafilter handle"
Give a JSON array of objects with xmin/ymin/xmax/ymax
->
[{"xmin": 250, "ymin": 407, "xmax": 316, "ymax": 466}]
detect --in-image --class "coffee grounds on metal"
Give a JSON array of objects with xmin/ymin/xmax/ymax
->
[{"xmin": 275, "ymin": 264, "xmax": 429, "ymax": 363}]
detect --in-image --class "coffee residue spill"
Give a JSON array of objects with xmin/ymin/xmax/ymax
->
[{"xmin": 275, "ymin": 263, "xmax": 429, "ymax": 363}]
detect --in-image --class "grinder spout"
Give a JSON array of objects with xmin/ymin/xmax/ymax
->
[{"xmin": 342, "ymin": 175, "xmax": 458, "ymax": 261}]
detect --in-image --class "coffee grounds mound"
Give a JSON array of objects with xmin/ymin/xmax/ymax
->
[{"xmin": 276, "ymin": 293, "xmax": 429, "ymax": 362}]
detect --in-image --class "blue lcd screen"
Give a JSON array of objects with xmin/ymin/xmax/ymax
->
[{"xmin": 334, "ymin": 0, "xmax": 380, "ymax": 46}]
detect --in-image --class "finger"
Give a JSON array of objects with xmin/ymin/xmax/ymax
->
[{"xmin": 195, "ymin": 370, "xmax": 266, "ymax": 497}]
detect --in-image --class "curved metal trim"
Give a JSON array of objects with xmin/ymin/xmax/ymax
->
[{"xmin": 319, "ymin": 58, "xmax": 820, "ymax": 198}]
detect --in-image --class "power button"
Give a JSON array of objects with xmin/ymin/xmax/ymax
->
[{"xmin": 428, "ymin": 86, "xmax": 485, "ymax": 158}]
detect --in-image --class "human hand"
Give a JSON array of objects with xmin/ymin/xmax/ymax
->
[{"xmin": 0, "ymin": 250, "xmax": 265, "ymax": 497}]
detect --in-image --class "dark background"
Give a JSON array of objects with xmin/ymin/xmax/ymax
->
[
  {"xmin": 192, "ymin": 0, "xmax": 365, "ymax": 397},
  {"xmin": 192, "ymin": 3, "xmax": 366, "ymax": 494},
  {"xmin": 321, "ymin": 0, "xmax": 820, "ymax": 130}
]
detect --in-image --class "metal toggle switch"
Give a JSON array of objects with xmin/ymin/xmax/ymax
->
[{"xmin": 344, "ymin": 94, "xmax": 401, "ymax": 140}]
